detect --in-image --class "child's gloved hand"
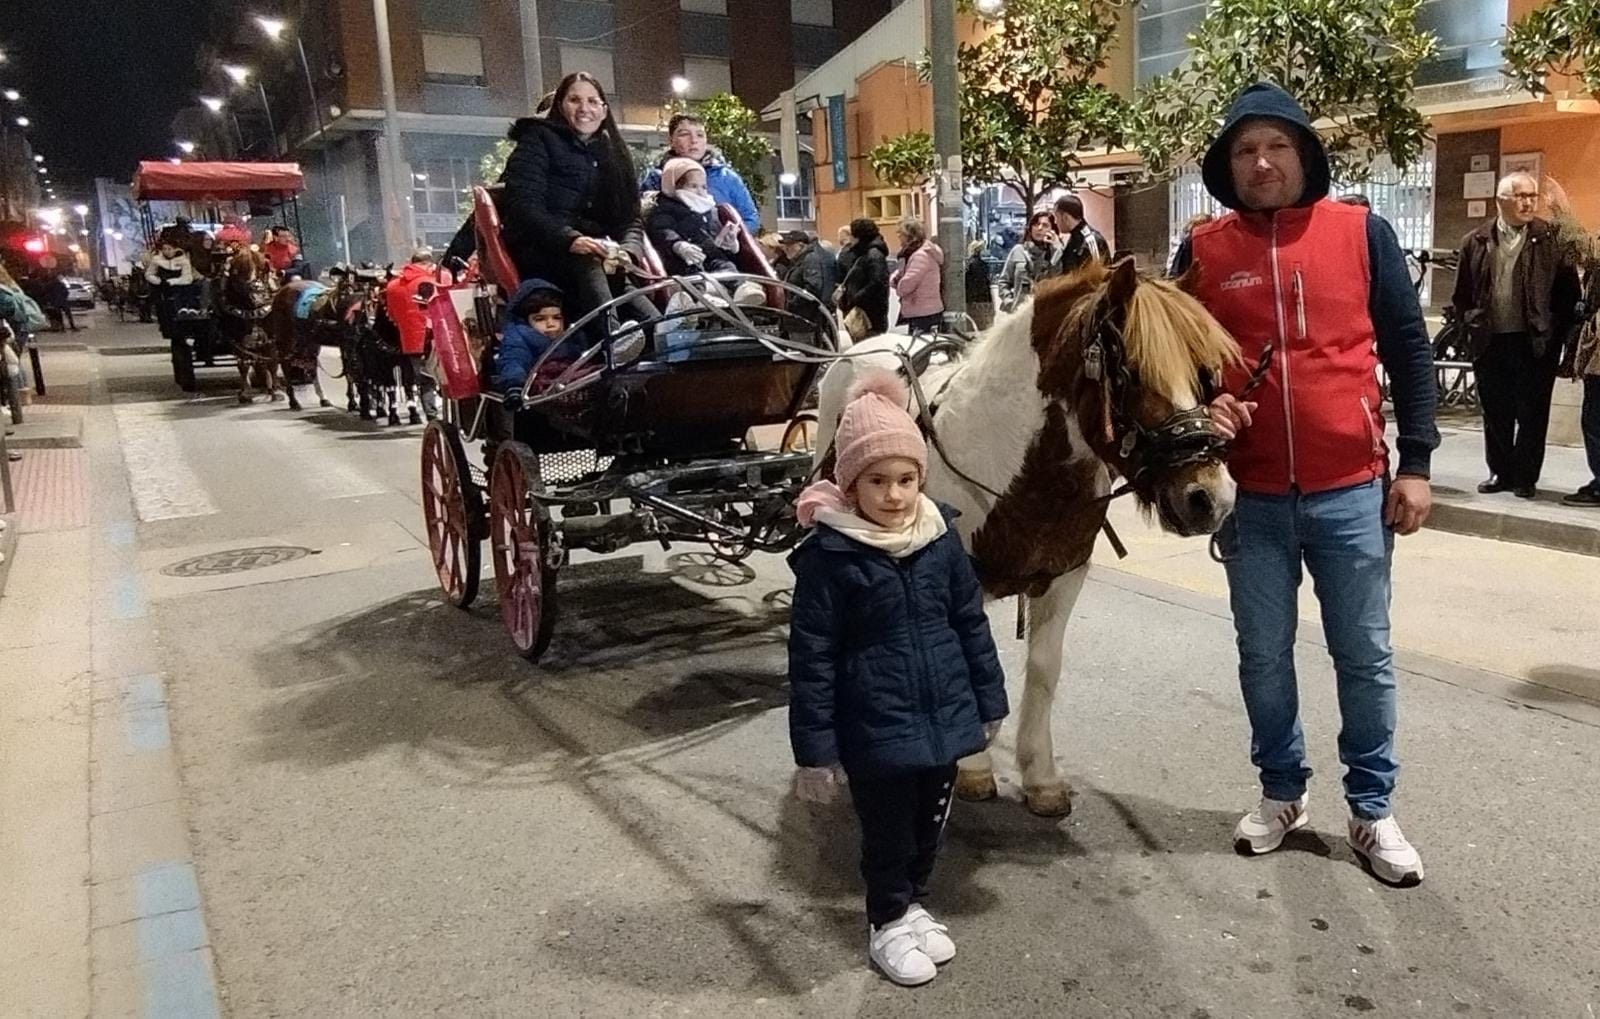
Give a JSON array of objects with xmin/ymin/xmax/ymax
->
[
  {"xmin": 713, "ymin": 222, "xmax": 741, "ymax": 252},
  {"xmin": 793, "ymin": 764, "xmax": 844, "ymax": 804},
  {"xmin": 982, "ymin": 720, "xmax": 1003, "ymax": 746},
  {"xmin": 673, "ymin": 241, "xmax": 707, "ymax": 266}
]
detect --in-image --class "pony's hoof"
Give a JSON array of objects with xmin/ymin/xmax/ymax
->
[
  {"xmin": 320, "ymin": 399, "xmax": 334, "ymax": 408},
  {"xmin": 238, "ymin": 393, "xmax": 253, "ymax": 405},
  {"xmin": 407, "ymin": 409, "xmax": 422, "ymax": 425},
  {"xmin": 1023, "ymin": 783, "xmax": 1074, "ymax": 818},
  {"xmin": 954, "ymin": 770, "xmax": 997, "ymax": 802},
  {"xmin": 271, "ymin": 392, "xmax": 286, "ymax": 403},
  {"xmin": 387, "ymin": 414, "xmax": 402, "ymax": 427},
  {"xmin": 346, "ymin": 402, "xmax": 358, "ymax": 413}
]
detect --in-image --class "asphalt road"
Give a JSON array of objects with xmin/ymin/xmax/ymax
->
[{"xmin": 83, "ymin": 315, "xmax": 1600, "ymax": 1017}]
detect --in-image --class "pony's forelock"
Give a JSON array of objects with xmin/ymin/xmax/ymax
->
[{"xmin": 1122, "ymin": 277, "xmax": 1241, "ymax": 401}]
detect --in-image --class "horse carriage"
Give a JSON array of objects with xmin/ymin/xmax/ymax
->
[
  {"xmin": 130, "ymin": 160, "xmax": 305, "ymax": 392},
  {"xmin": 419, "ymin": 185, "xmax": 843, "ymax": 660}
]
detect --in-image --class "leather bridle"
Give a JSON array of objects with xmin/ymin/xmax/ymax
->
[{"xmin": 1080, "ymin": 293, "xmax": 1231, "ymax": 502}]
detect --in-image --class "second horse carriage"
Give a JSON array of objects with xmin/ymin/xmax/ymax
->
[
  {"xmin": 420, "ymin": 186, "xmax": 843, "ymax": 660},
  {"xmin": 130, "ymin": 160, "xmax": 306, "ymax": 392}
]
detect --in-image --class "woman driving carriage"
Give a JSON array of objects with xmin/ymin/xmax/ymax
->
[{"xmin": 499, "ymin": 71, "xmax": 656, "ymax": 353}]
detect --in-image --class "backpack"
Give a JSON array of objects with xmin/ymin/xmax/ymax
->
[{"xmin": 13, "ymin": 289, "xmax": 48, "ymax": 332}]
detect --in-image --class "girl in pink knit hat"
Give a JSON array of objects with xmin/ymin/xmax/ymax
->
[{"xmin": 787, "ymin": 370, "xmax": 1008, "ymax": 987}]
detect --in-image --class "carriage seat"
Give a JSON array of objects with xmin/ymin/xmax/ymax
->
[{"xmin": 472, "ymin": 184, "xmax": 671, "ymax": 308}]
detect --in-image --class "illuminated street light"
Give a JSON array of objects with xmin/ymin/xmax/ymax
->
[
  {"xmin": 3, "ymin": 89, "xmax": 19, "ymax": 102},
  {"xmin": 255, "ymin": 16, "xmax": 288, "ymax": 41},
  {"xmin": 15, "ymin": 115, "xmax": 28, "ymax": 127},
  {"xmin": 73, "ymin": 204, "xmax": 89, "ymax": 216},
  {"xmin": 37, "ymin": 207, "xmax": 61, "ymax": 226},
  {"xmin": 32, "ymin": 154, "xmax": 42, "ymax": 162},
  {"xmin": 201, "ymin": 96, "xmax": 225, "ymax": 113},
  {"xmin": 177, "ymin": 140, "xmax": 197, "ymax": 154},
  {"xmin": 68, "ymin": 243, "xmax": 81, "ymax": 253},
  {"xmin": 670, "ymin": 75, "xmax": 691, "ymax": 96},
  {"xmin": 222, "ymin": 64, "xmax": 251, "ymax": 85}
]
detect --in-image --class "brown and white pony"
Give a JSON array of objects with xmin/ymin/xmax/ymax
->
[{"xmin": 815, "ymin": 258, "xmax": 1240, "ymax": 816}]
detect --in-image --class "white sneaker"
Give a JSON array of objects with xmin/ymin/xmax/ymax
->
[
  {"xmin": 732, "ymin": 280, "xmax": 767, "ymax": 306},
  {"xmin": 1348, "ymin": 815, "xmax": 1424, "ymax": 887},
  {"xmin": 868, "ymin": 916, "xmax": 938, "ymax": 986},
  {"xmin": 903, "ymin": 904, "xmax": 955, "ymax": 965},
  {"xmin": 1233, "ymin": 794, "xmax": 1309, "ymax": 855}
]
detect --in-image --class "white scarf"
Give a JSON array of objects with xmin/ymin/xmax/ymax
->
[
  {"xmin": 679, "ymin": 191, "xmax": 717, "ymax": 215},
  {"xmin": 813, "ymin": 494, "xmax": 947, "ymax": 558}
]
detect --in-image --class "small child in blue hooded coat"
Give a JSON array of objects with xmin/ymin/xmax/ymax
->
[{"xmin": 493, "ymin": 278, "xmax": 566, "ymax": 405}]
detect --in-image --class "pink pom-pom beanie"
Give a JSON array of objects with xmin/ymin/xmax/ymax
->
[{"xmin": 833, "ymin": 370, "xmax": 927, "ymax": 495}]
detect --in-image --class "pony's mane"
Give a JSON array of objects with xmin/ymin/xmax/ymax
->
[{"xmin": 1041, "ymin": 261, "xmax": 1239, "ymax": 398}]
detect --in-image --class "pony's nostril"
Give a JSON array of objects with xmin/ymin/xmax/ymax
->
[{"xmin": 1186, "ymin": 487, "xmax": 1214, "ymax": 519}]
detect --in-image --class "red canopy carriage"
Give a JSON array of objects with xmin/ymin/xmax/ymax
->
[{"xmin": 131, "ymin": 161, "xmax": 306, "ymax": 246}]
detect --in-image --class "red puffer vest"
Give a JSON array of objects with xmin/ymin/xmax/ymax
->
[
  {"xmin": 1191, "ymin": 199, "xmax": 1386, "ymax": 495},
  {"xmin": 384, "ymin": 263, "xmax": 433, "ymax": 356}
]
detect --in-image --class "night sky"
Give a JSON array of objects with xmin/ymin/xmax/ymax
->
[{"xmin": 4, "ymin": 2, "xmax": 217, "ymax": 190}]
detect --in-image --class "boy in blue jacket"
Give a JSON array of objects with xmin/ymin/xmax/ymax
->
[
  {"xmin": 788, "ymin": 371, "xmax": 1008, "ymax": 988},
  {"xmin": 493, "ymin": 278, "xmax": 565, "ymax": 406}
]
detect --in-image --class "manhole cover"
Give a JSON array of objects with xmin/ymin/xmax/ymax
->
[{"xmin": 162, "ymin": 546, "xmax": 315, "ymax": 577}]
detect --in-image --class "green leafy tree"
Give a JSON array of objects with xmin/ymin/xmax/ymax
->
[
  {"xmin": 660, "ymin": 92, "xmax": 775, "ymax": 204},
  {"xmin": 1127, "ymin": 0, "xmax": 1438, "ymax": 182},
  {"xmin": 1503, "ymin": 0, "xmax": 1600, "ymax": 98},
  {"xmin": 949, "ymin": 0, "xmax": 1130, "ymax": 212},
  {"xmin": 868, "ymin": 131, "xmax": 937, "ymax": 189},
  {"xmin": 458, "ymin": 139, "xmax": 514, "ymax": 214}
]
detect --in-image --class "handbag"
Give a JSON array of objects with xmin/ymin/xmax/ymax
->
[{"xmin": 842, "ymin": 306, "xmax": 871, "ymax": 342}]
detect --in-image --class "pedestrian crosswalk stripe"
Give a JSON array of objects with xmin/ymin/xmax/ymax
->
[{"xmin": 113, "ymin": 403, "xmax": 219, "ymax": 521}]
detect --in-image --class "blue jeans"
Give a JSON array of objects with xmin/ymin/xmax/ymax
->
[
  {"xmin": 1220, "ymin": 480, "xmax": 1397, "ymax": 820},
  {"xmin": 1582, "ymin": 376, "xmax": 1600, "ymax": 487}
]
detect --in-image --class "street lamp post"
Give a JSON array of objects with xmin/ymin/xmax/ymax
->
[
  {"xmin": 372, "ymin": 0, "xmax": 412, "ymax": 262},
  {"xmin": 929, "ymin": 0, "xmax": 965, "ymax": 316}
]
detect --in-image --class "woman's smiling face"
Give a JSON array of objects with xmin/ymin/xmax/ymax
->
[{"xmin": 561, "ymin": 80, "xmax": 607, "ymax": 138}]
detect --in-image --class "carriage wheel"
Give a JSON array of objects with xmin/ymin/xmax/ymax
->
[
  {"xmin": 420, "ymin": 421, "xmax": 482, "ymax": 609},
  {"xmin": 781, "ymin": 411, "xmax": 818, "ymax": 454},
  {"xmin": 489, "ymin": 442, "xmax": 558, "ymax": 661}
]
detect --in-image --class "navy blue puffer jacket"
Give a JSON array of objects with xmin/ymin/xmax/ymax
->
[
  {"xmin": 500, "ymin": 116, "xmax": 643, "ymax": 279},
  {"xmin": 788, "ymin": 504, "xmax": 1008, "ymax": 777}
]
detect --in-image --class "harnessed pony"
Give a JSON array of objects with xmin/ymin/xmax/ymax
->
[{"xmin": 814, "ymin": 258, "xmax": 1240, "ymax": 815}]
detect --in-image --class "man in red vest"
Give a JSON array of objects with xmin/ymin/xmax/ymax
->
[
  {"xmin": 1171, "ymin": 83, "xmax": 1438, "ymax": 887},
  {"xmin": 384, "ymin": 249, "xmax": 439, "ymax": 421}
]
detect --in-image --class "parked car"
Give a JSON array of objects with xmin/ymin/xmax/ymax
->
[{"xmin": 63, "ymin": 277, "xmax": 95, "ymax": 310}]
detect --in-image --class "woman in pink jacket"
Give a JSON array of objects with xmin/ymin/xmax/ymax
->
[{"xmin": 890, "ymin": 217, "xmax": 944, "ymax": 334}]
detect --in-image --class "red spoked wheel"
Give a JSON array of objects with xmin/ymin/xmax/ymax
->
[
  {"xmin": 489, "ymin": 442, "xmax": 558, "ymax": 661},
  {"xmin": 420, "ymin": 420, "xmax": 483, "ymax": 609}
]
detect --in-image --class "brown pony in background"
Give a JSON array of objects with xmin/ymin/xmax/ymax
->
[{"xmin": 219, "ymin": 250, "xmax": 283, "ymax": 404}]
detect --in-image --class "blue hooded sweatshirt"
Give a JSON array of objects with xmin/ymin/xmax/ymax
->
[
  {"xmin": 493, "ymin": 277, "xmax": 565, "ymax": 398},
  {"xmin": 1170, "ymin": 82, "xmax": 1438, "ymax": 480}
]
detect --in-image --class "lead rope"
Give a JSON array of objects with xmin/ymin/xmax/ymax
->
[{"xmin": 1208, "ymin": 338, "xmax": 1276, "ymax": 564}]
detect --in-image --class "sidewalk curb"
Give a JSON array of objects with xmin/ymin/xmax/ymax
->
[
  {"xmin": 1425, "ymin": 499, "xmax": 1600, "ymax": 558},
  {"xmin": 0, "ymin": 515, "xmax": 15, "ymax": 597}
]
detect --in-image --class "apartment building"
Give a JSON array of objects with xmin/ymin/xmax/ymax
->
[{"xmin": 201, "ymin": 0, "xmax": 889, "ymax": 264}]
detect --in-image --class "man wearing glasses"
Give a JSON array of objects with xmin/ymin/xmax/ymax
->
[{"xmin": 1452, "ymin": 172, "xmax": 1582, "ymax": 499}]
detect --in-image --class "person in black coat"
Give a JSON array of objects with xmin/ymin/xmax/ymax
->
[
  {"xmin": 836, "ymin": 218, "xmax": 890, "ymax": 337},
  {"xmin": 500, "ymin": 71, "xmax": 655, "ymax": 344},
  {"xmin": 964, "ymin": 241, "xmax": 993, "ymax": 330},
  {"xmin": 787, "ymin": 371, "xmax": 1006, "ymax": 986}
]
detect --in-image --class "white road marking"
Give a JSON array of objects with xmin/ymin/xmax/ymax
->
[{"xmin": 113, "ymin": 403, "xmax": 220, "ymax": 521}]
